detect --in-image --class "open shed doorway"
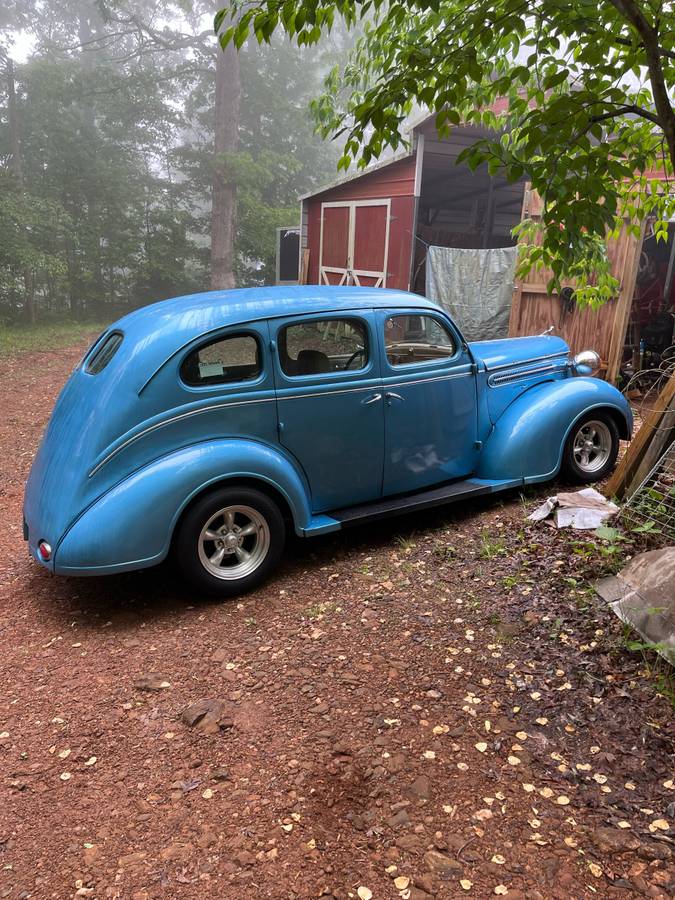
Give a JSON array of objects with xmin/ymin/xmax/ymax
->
[{"xmin": 620, "ymin": 223, "xmax": 675, "ymax": 387}]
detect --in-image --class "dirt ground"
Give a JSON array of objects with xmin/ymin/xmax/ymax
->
[{"xmin": 0, "ymin": 339, "xmax": 673, "ymax": 900}]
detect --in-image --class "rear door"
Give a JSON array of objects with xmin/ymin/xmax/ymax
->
[
  {"xmin": 271, "ymin": 311, "xmax": 385, "ymax": 512},
  {"xmin": 377, "ymin": 309, "xmax": 479, "ymax": 496}
]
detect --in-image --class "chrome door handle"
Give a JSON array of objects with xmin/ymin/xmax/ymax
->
[
  {"xmin": 362, "ymin": 392, "xmax": 382, "ymax": 405},
  {"xmin": 385, "ymin": 391, "xmax": 404, "ymax": 402}
]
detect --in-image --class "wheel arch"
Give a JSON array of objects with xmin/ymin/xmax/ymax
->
[
  {"xmin": 476, "ymin": 378, "xmax": 632, "ymax": 484},
  {"xmin": 596, "ymin": 404, "xmax": 631, "ymax": 441},
  {"xmin": 54, "ymin": 439, "xmax": 313, "ymax": 575},
  {"xmin": 170, "ymin": 475, "xmax": 295, "ymax": 550}
]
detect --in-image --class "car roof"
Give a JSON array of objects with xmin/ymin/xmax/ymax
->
[
  {"xmin": 116, "ymin": 285, "xmax": 440, "ymax": 338},
  {"xmin": 108, "ymin": 286, "xmax": 444, "ymax": 391}
]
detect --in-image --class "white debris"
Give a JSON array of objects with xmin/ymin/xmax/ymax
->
[{"xmin": 528, "ymin": 487, "xmax": 619, "ymax": 529}]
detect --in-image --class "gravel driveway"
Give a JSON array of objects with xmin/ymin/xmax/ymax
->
[{"xmin": 0, "ymin": 339, "xmax": 673, "ymax": 899}]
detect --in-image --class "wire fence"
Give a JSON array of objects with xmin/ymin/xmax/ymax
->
[
  {"xmin": 621, "ymin": 346, "xmax": 675, "ymax": 433},
  {"xmin": 624, "ymin": 440, "xmax": 675, "ymax": 542}
]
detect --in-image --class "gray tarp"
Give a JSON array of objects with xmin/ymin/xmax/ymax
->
[{"xmin": 425, "ymin": 245, "xmax": 518, "ymax": 341}]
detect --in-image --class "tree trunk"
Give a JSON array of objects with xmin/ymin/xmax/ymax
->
[
  {"xmin": 210, "ymin": 41, "xmax": 241, "ymax": 290},
  {"xmin": 7, "ymin": 59, "xmax": 22, "ymax": 182},
  {"xmin": 7, "ymin": 59, "xmax": 35, "ymax": 323},
  {"xmin": 79, "ymin": 4, "xmax": 104, "ymax": 315}
]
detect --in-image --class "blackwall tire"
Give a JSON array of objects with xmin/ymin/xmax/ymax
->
[{"xmin": 176, "ymin": 487, "xmax": 285, "ymax": 597}]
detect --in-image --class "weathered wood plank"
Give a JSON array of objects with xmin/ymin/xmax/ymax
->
[{"xmin": 604, "ymin": 370, "xmax": 675, "ymax": 499}]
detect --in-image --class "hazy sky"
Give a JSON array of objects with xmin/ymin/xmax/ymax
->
[{"xmin": 7, "ymin": 30, "xmax": 36, "ymax": 62}]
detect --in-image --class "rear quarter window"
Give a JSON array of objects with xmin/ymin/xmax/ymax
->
[
  {"xmin": 85, "ymin": 331, "xmax": 124, "ymax": 375},
  {"xmin": 181, "ymin": 333, "xmax": 261, "ymax": 387}
]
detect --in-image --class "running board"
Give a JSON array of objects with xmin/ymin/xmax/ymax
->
[{"xmin": 328, "ymin": 477, "xmax": 523, "ymax": 527}]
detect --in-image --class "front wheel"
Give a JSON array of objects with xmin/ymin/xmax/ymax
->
[
  {"xmin": 561, "ymin": 413, "xmax": 620, "ymax": 484},
  {"xmin": 176, "ymin": 487, "xmax": 285, "ymax": 597}
]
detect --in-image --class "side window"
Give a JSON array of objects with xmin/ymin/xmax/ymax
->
[
  {"xmin": 385, "ymin": 314, "xmax": 456, "ymax": 367},
  {"xmin": 279, "ymin": 318, "xmax": 368, "ymax": 377},
  {"xmin": 181, "ymin": 333, "xmax": 261, "ymax": 386}
]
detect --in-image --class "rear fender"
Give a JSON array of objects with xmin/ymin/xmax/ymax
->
[
  {"xmin": 476, "ymin": 377, "xmax": 632, "ymax": 483},
  {"xmin": 54, "ymin": 439, "xmax": 312, "ymax": 574}
]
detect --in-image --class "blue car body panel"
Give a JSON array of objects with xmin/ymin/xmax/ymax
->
[
  {"xmin": 22, "ymin": 285, "xmax": 632, "ymax": 577},
  {"xmin": 270, "ymin": 311, "xmax": 385, "ymax": 511},
  {"xmin": 476, "ymin": 377, "xmax": 632, "ymax": 482},
  {"xmin": 469, "ymin": 335, "xmax": 569, "ymax": 370},
  {"xmin": 54, "ymin": 439, "xmax": 324, "ymax": 575},
  {"xmin": 376, "ymin": 308, "xmax": 479, "ymax": 494}
]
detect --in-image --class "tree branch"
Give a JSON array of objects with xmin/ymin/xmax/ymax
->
[{"xmin": 606, "ymin": 0, "xmax": 675, "ymax": 170}]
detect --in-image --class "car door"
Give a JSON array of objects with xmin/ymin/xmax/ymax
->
[
  {"xmin": 271, "ymin": 311, "xmax": 384, "ymax": 512},
  {"xmin": 377, "ymin": 309, "xmax": 479, "ymax": 496}
]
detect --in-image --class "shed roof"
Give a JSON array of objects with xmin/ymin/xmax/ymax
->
[{"xmin": 299, "ymin": 148, "xmax": 416, "ymax": 201}]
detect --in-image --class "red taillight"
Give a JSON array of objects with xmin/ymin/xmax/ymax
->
[{"xmin": 38, "ymin": 541, "xmax": 52, "ymax": 561}]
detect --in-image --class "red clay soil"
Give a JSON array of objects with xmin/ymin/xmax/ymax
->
[{"xmin": 0, "ymin": 340, "xmax": 673, "ymax": 900}]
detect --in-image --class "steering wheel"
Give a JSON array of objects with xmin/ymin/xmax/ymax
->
[{"xmin": 344, "ymin": 347, "xmax": 366, "ymax": 370}]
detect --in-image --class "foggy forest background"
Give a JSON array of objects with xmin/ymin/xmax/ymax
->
[{"xmin": 0, "ymin": 1, "xmax": 348, "ymax": 324}]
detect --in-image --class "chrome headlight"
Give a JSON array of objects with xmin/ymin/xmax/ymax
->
[{"xmin": 572, "ymin": 349, "xmax": 601, "ymax": 376}]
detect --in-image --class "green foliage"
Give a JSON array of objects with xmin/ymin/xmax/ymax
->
[
  {"xmin": 219, "ymin": 0, "xmax": 675, "ymax": 305},
  {"xmin": 1, "ymin": 0, "xmax": 343, "ymax": 319}
]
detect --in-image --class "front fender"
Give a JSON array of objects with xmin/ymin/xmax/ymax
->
[
  {"xmin": 476, "ymin": 377, "xmax": 632, "ymax": 483},
  {"xmin": 54, "ymin": 439, "xmax": 312, "ymax": 575}
]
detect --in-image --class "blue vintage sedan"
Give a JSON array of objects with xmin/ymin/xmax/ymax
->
[{"xmin": 24, "ymin": 286, "xmax": 631, "ymax": 596}]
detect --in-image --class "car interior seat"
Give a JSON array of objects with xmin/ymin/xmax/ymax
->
[{"xmin": 296, "ymin": 349, "xmax": 332, "ymax": 375}]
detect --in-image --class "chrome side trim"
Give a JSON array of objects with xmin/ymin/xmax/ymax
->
[
  {"xmin": 486, "ymin": 351, "xmax": 569, "ymax": 372},
  {"xmin": 88, "ymin": 396, "xmax": 277, "ymax": 478},
  {"xmin": 91, "ymin": 370, "xmax": 474, "ymax": 477},
  {"xmin": 384, "ymin": 371, "xmax": 473, "ymax": 388},
  {"xmin": 276, "ymin": 371, "xmax": 472, "ymax": 402},
  {"xmin": 278, "ymin": 383, "xmax": 379, "ymax": 401},
  {"xmin": 488, "ymin": 362, "xmax": 566, "ymax": 386}
]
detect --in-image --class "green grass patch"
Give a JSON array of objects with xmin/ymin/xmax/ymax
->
[{"xmin": 0, "ymin": 320, "xmax": 109, "ymax": 358}]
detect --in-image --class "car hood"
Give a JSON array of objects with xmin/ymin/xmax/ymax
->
[{"xmin": 469, "ymin": 335, "xmax": 569, "ymax": 371}]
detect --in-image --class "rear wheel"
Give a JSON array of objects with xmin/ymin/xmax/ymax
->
[
  {"xmin": 561, "ymin": 413, "xmax": 620, "ymax": 484},
  {"xmin": 176, "ymin": 487, "xmax": 285, "ymax": 597}
]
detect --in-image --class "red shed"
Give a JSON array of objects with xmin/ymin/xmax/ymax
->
[
  {"xmin": 299, "ymin": 116, "xmax": 675, "ymax": 383},
  {"xmin": 299, "ymin": 116, "xmax": 527, "ymax": 293}
]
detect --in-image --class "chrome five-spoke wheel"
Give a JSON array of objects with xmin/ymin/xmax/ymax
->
[
  {"xmin": 562, "ymin": 413, "xmax": 619, "ymax": 484},
  {"xmin": 198, "ymin": 505, "xmax": 270, "ymax": 580},
  {"xmin": 572, "ymin": 420, "xmax": 612, "ymax": 474},
  {"xmin": 177, "ymin": 487, "xmax": 285, "ymax": 597}
]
